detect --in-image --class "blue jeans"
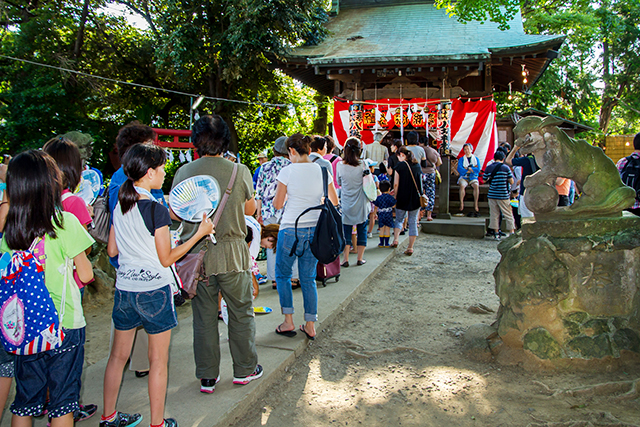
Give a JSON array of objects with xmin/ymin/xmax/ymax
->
[
  {"xmin": 395, "ymin": 208, "xmax": 420, "ymax": 236},
  {"xmin": 343, "ymin": 220, "xmax": 368, "ymax": 247},
  {"xmin": 11, "ymin": 328, "xmax": 84, "ymax": 418},
  {"xmin": 275, "ymin": 227, "xmax": 318, "ymax": 322},
  {"xmin": 112, "ymin": 284, "xmax": 178, "ymax": 334}
]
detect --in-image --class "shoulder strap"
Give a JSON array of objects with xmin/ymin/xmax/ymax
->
[
  {"xmin": 212, "ymin": 163, "xmax": 238, "ymax": 227},
  {"xmin": 330, "ymin": 155, "xmax": 338, "ymax": 163},
  {"xmin": 405, "ymin": 161, "xmax": 423, "ymax": 196},
  {"xmin": 486, "ymin": 163, "xmax": 502, "ymax": 184},
  {"xmin": 61, "ymin": 192, "xmax": 73, "ymax": 202},
  {"xmin": 312, "ymin": 156, "xmax": 319, "ymax": 163}
]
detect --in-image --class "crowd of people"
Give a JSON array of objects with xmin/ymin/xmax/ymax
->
[{"xmin": 0, "ymin": 112, "xmax": 637, "ymax": 427}]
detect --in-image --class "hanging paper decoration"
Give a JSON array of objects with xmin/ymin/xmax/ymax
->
[
  {"xmin": 167, "ymin": 150, "xmax": 174, "ymax": 163},
  {"xmin": 179, "ymin": 151, "xmax": 186, "ymax": 163},
  {"xmin": 186, "ymin": 150, "xmax": 193, "ymax": 162}
]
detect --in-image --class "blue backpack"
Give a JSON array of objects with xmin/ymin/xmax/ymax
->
[{"xmin": 0, "ymin": 238, "xmax": 66, "ymax": 355}]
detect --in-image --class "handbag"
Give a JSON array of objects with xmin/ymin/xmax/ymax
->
[
  {"xmin": 405, "ymin": 161, "xmax": 429, "ymax": 208},
  {"xmin": 88, "ymin": 187, "xmax": 110, "ymax": 244},
  {"xmin": 362, "ymin": 164, "xmax": 377, "ymax": 202},
  {"xmin": 174, "ymin": 163, "xmax": 238, "ymax": 299}
]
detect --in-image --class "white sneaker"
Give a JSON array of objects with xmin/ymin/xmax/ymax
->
[{"xmin": 367, "ymin": 232, "xmax": 373, "ymax": 238}]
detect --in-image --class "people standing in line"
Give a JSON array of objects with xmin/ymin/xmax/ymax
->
[
  {"xmin": 252, "ymin": 150, "xmax": 269, "ymax": 189},
  {"xmin": 505, "ymin": 146, "xmax": 539, "ymax": 219},
  {"xmin": 556, "ymin": 177, "xmax": 572, "ymax": 206},
  {"xmin": 405, "ymin": 131, "xmax": 427, "ymax": 168},
  {"xmin": 273, "ymin": 134, "xmax": 339, "ymax": 339},
  {"xmin": 2, "ymin": 151, "xmax": 94, "ymax": 427},
  {"xmin": 255, "ymin": 136, "xmax": 300, "ymax": 289},
  {"xmin": 385, "ymin": 139, "xmax": 403, "ymax": 186},
  {"xmin": 391, "ymin": 147, "xmax": 422, "ymax": 255},
  {"xmin": 108, "ymin": 122, "xmax": 165, "ymax": 379},
  {"xmin": 103, "ymin": 144, "xmax": 214, "ymax": 427},
  {"xmin": 363, "ymin": 131, "xmax": 389, "ymax": 174},
  {"xmin": 42, "ymin": 137, "xmax": 98, "ymax": 423},
  {"xmin": 309, "ymin": 136, "xmax": 333, "ymax": 175},
  {"xmin": 373, "ymin": 180, "xmax": 396, "ymax": 247},
  {"xmin": 616, "ymin": 132, "xmax": 640, "ymax": 217},
  {"xmin": 420, "ymin": 137, "xmax": 442, "ymax": 221},
  {"xmin": 483, "ymin": 150, "xmax": 515, "ymax": 239},
  {"xmin": 172, "ymin": 115, "xmax": 263, "ymax": 394},
  {"xmin": 455, "ymin": 143, "xmax": 481, "ymax": 217},
  {"xmin": 337, "ymin": 137, "xmax": 371, "ymax": 267},
  {"xmin": 322, "ymin": 135, "xmax": 343, "ymax": 194}
]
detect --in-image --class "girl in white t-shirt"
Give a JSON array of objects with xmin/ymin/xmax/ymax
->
[
  {"xmin": 103, "ymin": 143, "xmax": 213, "ymax": 427},
  {"xmin": 273, "ymin": 134, "xmax": 339, "ymax": 340}
]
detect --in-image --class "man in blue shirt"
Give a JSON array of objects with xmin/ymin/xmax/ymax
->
[
  {"xmin": 455, "ymin": 143, "xmax": 481, "ymax": 217},
  {"xmin": 506, "ymin": 145, "xmax": 539, "ymax": 219},
  {"xmin": 483, "ymin": 150, "xmax": 515, "ymax": 239}
]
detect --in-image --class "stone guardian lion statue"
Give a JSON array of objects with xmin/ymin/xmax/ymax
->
[{"xmin": 513, "ymin": 116, "xmax": 636, "ymax": 219}]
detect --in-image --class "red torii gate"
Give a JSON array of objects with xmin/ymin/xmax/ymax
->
[{"xmin": 152, "ymin": 128, "xmax": 199, "ymax": 158}]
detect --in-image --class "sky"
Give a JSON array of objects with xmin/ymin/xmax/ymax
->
[{"xmin": 99, "ymin": 2, "xmax": 150, "ymax": 30}]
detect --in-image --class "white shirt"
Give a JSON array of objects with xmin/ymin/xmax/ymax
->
[{"xmin": 277, "ymin": 162, "xmax": 333, "ymax": 229}]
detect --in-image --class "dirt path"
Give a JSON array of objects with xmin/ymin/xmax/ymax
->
[{"xmin": 224, "ymin": 234, "xmax": 640, "ymax": 427}]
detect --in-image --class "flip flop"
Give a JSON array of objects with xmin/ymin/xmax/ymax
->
[
  {"xmin": 275, "ymin": 325, "xmax": 296, "ymax": 337},
  {"xmin": 299, "ymin": 325, "xmax": 315, "ymax": 340}
]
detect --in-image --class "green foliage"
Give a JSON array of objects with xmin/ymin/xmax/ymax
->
[
  {"xmin": 0, "ymin": 0, "xmax": 330, "ymax": 178},
  {"xmin": 434, "ymin": 0, "xmax": 520, "ymax": 30}
]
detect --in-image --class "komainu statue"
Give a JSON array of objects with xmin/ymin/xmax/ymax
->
[{"xmin": 513, "ymin": 116, "xmax": 635, "ymax": 219}]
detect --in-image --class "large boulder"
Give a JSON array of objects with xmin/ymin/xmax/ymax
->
[{"xmin": 492, "ymin": 214, "xmax": 640, "ymax": 370}]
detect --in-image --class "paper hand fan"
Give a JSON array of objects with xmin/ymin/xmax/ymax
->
[
  {"xmin": 169, "ymin": 175, "xmax": 220, "ymax": 243},
  {"xmin": 77, "ymin": 169, "xmax": 102, "ymax": 204}
]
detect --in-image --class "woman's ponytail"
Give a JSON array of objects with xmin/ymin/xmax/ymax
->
[{"xmin": 119, "ymin": 143, "xmax": 166, "ymax": 214}]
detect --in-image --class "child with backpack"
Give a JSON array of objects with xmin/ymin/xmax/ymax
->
[
  {"xmin": 1, "ymin": 150, "xmax": 94, "ymax": 427},
  {"xmin": 41, "ymin": 137, "xmax": 99, "ymax": 423},
  {"xmin": 102, "ymin": 143, "xmax": 213, "ymax": 427}
]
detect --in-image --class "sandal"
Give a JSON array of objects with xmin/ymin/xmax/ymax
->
[
  {"xmin": 291, "ymin": 279, "xmax": 301, "ymax": 290},
  {"xmin": 390, "ymin": 242, "xmax": 399, "ymax": 248},
  {"xmin": 275, "ymin": 325, "xmax": 296, "ymax": 337},
  {"xmin": 404, "ymin": 248, "xmax": 414, "ymax": 256}
]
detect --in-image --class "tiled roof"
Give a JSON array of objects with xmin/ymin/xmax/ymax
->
[{"xmin": 289, "ymin": 3, "xmax": 564, "ymax": 66}]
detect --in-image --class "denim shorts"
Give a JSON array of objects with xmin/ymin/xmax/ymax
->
[
  {"xmin": 11, "ymin": 328, "xmax": 84, "ymax": 418},
  {"xmin": 113, "ymin": 284, "xmax": 178, "ymax": 335}
]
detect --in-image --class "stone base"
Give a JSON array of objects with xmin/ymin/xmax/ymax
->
[{"xmin": 492, "ymin": 215, "xmax": 640, "ymax": 369}]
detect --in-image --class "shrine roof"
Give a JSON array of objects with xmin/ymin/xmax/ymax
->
[{"xmin": 287, "ymin": 2, "xmax": 565, "ymax": 67}]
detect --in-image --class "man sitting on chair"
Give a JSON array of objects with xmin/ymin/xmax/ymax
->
[{"xmin": 455, "ymin": 143, "xmax": 481, "ymax": 217}]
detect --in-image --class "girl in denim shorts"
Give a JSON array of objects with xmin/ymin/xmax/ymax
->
[
  {"xmin": 102, "ymin": 144, "xmax": 213, "ymax": 427},
  {"xmin": 1, "ymin": 151, "xmax": 94, "ymax": 427}
]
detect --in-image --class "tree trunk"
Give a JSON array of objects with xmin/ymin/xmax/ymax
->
[
  {"xmin": 312, "ymin": 92, "xmax": 328, "ymax": 135},
  {"xmin": 73, "ymin": 0, "xmax": 91, "ymax": 59}
]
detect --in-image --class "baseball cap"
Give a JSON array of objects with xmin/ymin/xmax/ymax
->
[{"xmin": 273, "ymin": 136, "xmax": 287, "ymax": 155}]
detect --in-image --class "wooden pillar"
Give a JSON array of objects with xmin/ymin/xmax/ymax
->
[{"xmin": 438, "ymin": 155, "xmax": 452, "ymax": 219}]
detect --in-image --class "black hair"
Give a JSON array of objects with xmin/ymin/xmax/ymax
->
[
  {"xmin": 406, "ymin": 131, "xmax": 419, "ymax": 146},
  {"xmin": 245, "ymin": 225, "xmax": 253, "ymax": 244},
  {"xmin": 494, "ymin": 150, "xmax": 506, "ymax": 161},
  {"xmin": 116, "ymin": 121, "xmax": 157, "ymax": 160},
  {"xmin": 343, "ymin": 137, "xmax": 362, "ymax": 166},
  {"xmin": 119, "ymin": 143, "xmax": 167, "ymax": 215},
  {"xmin": 4, "ymin": 150, "xmax": 64, "ymax": 250},
  {"xmin": 634, "ymin": 133, "xmax": 640, "ymax": 150},
  {"xmin": 324, "ymin": 135, "xmax": 336, "ymax": 153},
  {"xmin": 310, "ymin": 135, "xmax": 327, "ymax": 153},
  {"xmin": 286, "ymin": 133, "xmax": 311, "ymax": 156},
  {"xmin": 379, "ymin": 180, "xmax": 391, "ymax": 193},
  {"xmin": 192, "ymin": 115, "xmax": 231, "ymax": 157},
  {"xmin": 42, "ymin": 136, "xmax": 83, "ymax": 191},
  {"xmin": 398, "ymin": 146, "xmax": 416, "ymax": 164},
  {"xmin": 379, "ymin": 163, "xmax": 387, "ymax": 174}
]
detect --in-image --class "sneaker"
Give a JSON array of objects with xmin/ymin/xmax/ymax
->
[
  {"xmin": 100, "ymin": 412, "xmax": 142, "ymax": 427},
  {"xmin": 485, "ymin": 230, "xmax": 496, "ymax": 238},
  {"xmin": 367, "ymin": 232, "xmax": 373, "ymax": 238},
  {"xmin": 163, "ymin": 418, "xmax": 179, "ymax": 427},
  {"xmin": 498, "ymin": 230, "xmax": 506, "ymax": 237},
  {"xmin": 233, "ymin": 364, "xmax": 263, "ymax": 385},
  {"xmin": 74, "ymin": 404, "xmax": 98, "ymax": 422},
  {"xmin": 257, "ymin": 276, "xmax": 267, "ymax": 285},
  {"xmin": 200, "ymin": 376, "xmax": 220, "ymax": 394},
  {"xmin": 494, "ymin": 234, "xmax": 502, "ymax": 241}
]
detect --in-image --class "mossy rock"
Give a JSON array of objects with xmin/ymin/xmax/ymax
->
[
  {"xmin": 562, "ymin": 319, "xmax": 581, "ymax": 337},
  {"xmin": 567, "ymin": 334, "xmax": 613, "ymax": 359},
  {"xmin": 612, "ymin": 329, "xmax": 640, "ymax": 353},
  {"xmin": 523, "ymin": 328, "xmax": 563, "ymax": 359},
  {"xmin": 582, "ymin": 318, "xmax": 610, "ymax": 335},
  {"xmin": 565, "ymin": 311, "xmax": 589, "ymax": 324},
  {"xmin": 611, "ymin": 317, "xmax": 628, "ymax": 331}
]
